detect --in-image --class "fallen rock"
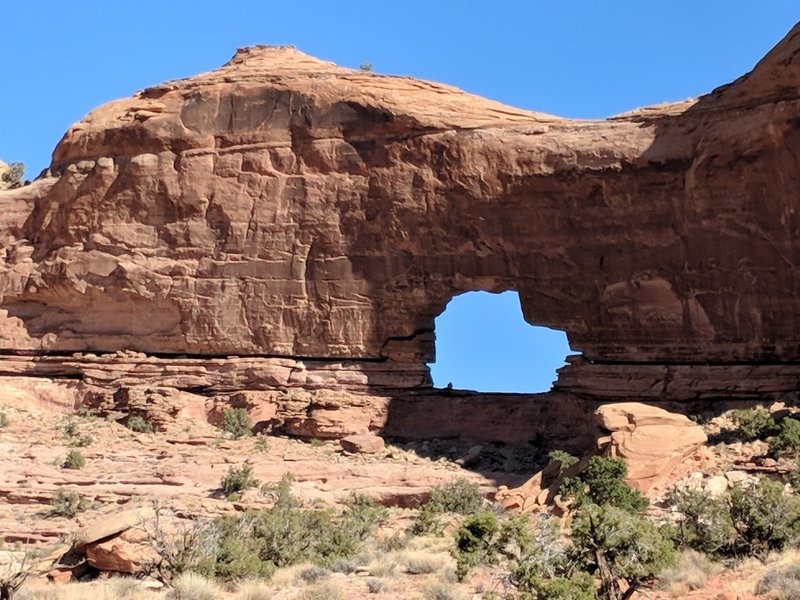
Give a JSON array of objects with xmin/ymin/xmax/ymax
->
[
  {"xmin": 595, "ymin": 403, "xmax": 708, "ymax": 493},
  {"xmin": 340, "ymin": 434, "xmax": 385, "ymax": 454},
  {"xmin": 85, "ymin": 527, "xmax": 155, "ymax": 574},
  {"xmin": 73, "ymin": 508, "xmax": 154, "ymax": 548}
]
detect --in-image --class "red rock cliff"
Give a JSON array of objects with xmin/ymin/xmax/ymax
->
[{"xmin": 2, "ymin": 26, "xmax": 800, "ymax": 402}]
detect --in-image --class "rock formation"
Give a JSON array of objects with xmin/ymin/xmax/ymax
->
[{"xmin": 0, "ymin": 26, "xmax": 799, "ymax": 448}]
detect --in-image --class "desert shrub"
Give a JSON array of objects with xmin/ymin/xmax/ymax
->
[
  {"xmin": 221, "ymin": 462, "xmax": 260, "ymax": 498},
  {"xmin": 769, "ymin": 416, "xmax": 800, "ymax": 456},
  {"xmin": 365, "ymin": 577, "xmax": 389, "ymax": 593},
  {"xmin": 405, "ymin": 552, "xmax": 447, "ymax": 575},
  {"xmin": 0, "ymin": 551, "xmax": 32, "ymax": 600},
  {"xmin": 667, "ymin": 488, "xmax": 736, "ymax": 556},
  {"xmin": 359, "ymin": 62, "xmax": 374, "ymax": 72},
  {"xmin": 61, "ymin": 419, "xmax": 93, "ymax": 447},
  {"xmin": 200, "ymin": 476, "xmax": 374, "ymax": 581},
  {"xmin": 548, "ymin": 450, "xmax": 578, "ymax": 471},
  {"xmin": 0, "ymin": 412, "xmax": 8, "ymax": 428},
  {"xmin": 454, "ymin": 510, "xmax": 533, "ymax": 581},
  {"xmin": 298, "ymin": 565, "xmax": 330, "ymax": 583},
  {"xmin": 730, "ymin": 406, "xmax": 777, "ymax": 441},
  {"xmin": 142, "ymin": 507, "xmax": 220, "ymax": 585},
  {"xmin": 340, "ymin": 493, "xmax": 389, "ymax": 541},
  {"xmin": 727, "ymin": 477, "xmax": 800, "ymax": 558},
  {"xmin": 422, "ymin": 580, "xmax": 466, "ymax": 600},
  {"xmin": 165, "ymin": 572, "xmax": 222, "ymax": 600},
  {"xmin": 107, "ymin": 577, "xmax": 146, "ymax": 599},
  {"xmin": 560, "ymin": 456, "xmax": 648, "ymax": 513},
  {"xmin": 253, "ymin": 435, "xmax": 269, "ymax": 453},
  {"xmin": 511, "ymin": 518, "xmax": 595, "ymax": 600},
  {"xmin": 570, "ymin": 504, "xmax": 674, "ymax": 600},
  {"xmin": 412, "ymin": 479, "xmax": 485, "ymax": 535},
  {"xmin": 62, "ymin": 449, "xmax": 85, "ymax": 470},
  {"xmin": 297, "ymin": 582, "xmax": 343, "ymax": 600},
  {"xmin": 669, "ymin": 478, "xmax": 800, "ymax": 560},
  {"xmin": 235, "ymin": 581, "xmax": 272, "ymax": 600},
  {"xmin": 514, "ymin": 572, "xmax": 595, "ymax": 600},
  {"xmin": 221, "ymin": 408, "xmax": 252, "ymax": 439},
  {"xmin": 377, "ymin": 531, "xmax": 409, "ymax": 553},
  {"xmin": 658, "ymin": 550, "xmax": 716, "ymax": 595},
  {"xmin": 50, "ymin": 490, "xmax": 90, "ymax": 517},
  {"xmin": 126, "ymin": 416, "xmax": 155, "ymax": 434},
  {"xmin": 329, "ymin": 557, "xmax": 359, "ymax": 574},
  {"xmin": 453, "ymin": 511, "xmax": 502, "ymax": 580},
  {"xmin": 755, "ymin": 563, "xmax": 800, "ymax": 599}
]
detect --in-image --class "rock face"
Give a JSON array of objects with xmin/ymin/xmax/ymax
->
[
  {"xmin": 1, "ymin": 30, "xmax": 800, "ymax": 417},
  {"xmin": 594, "ymin": 403, "xmax": 707, "ymax": 493},
  {"xmin": 2, "ymin": 27, "xmax": 800, "ymax": 395}
]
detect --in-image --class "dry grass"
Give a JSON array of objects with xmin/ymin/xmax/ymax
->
[
  {"xmin": 756, "ymin": 549, "xmax": 800, "ymax": 599},
  {"xmin": 403, "ymin": 550, "xmax": 449, "ymax": 575},
  {"xmin": 165, "ymin": 572, "xmax": 222, "ymax": 600},
  {"xmin": 235, "ymin": 580, "xmax": 272, "ymax": 600},
  {"xmin": 659, "ymin": 549, "xmax": 718, "ymax": 597},
  {"xmin": 421, "ymin": 577, "xmax": 466, "ymax": 600},
  {"xmin": 17, "ymin": 580, "xmax": 166, "ymax": 600},
  {"xmin": 269, "ymin": 562, "xmax": 319, "ymax": 588},
  {"xmin": 297, "ymin": 581, "xmax": 342, "ymax": 600},
  {"xmin": 368, "ymin": 554, "xmax": 401, "ymax": 578}
]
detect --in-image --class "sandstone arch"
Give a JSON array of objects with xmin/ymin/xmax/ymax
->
[{"xmin": 1, "ymin": 27, "xmax": 800, "ymax": 404}]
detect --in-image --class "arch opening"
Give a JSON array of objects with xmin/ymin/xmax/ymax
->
[{"xmin": 428, "ymin": 290, "xmax": 578, "ymax": 393}]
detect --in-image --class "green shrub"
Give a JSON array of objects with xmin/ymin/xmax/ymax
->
[
  {"xmin": 515, "ymin": 572, "xmax": 595, "ymax": 600},
  {"xmin": 512, "ymin": 518, "xmax": 594, "ymax": 600},
  {"xmin": 769, "ymin": 417, "xmax": 800, "ymax": 456},
  {"xmin": 221, "ymin": 408, "xmax": 252, "ymax": 439},
  {"xmin": 412, "ymin": 479, "xmax": 485, "ymax": 535},
  {"xmin": 669, "ymin": 478, "xmax": 800, "ymax": 560},
  {"xmin": 548, "ymin": 450, "xmax": 579, "ymax": 472},
  {"xmin": 727, "ymin": 477, "xmax": 800, "ymax": 558},
  {"xmin": 62, "ymin": 418, "xmax": 93, "ymax": 447},
  {"xmin": 560, "ymin": 456, "xmax": 648, "ymax": 513},
  {"xmin": 570, "ymin": 504, "xmax": 674, "ymax": 600},
  {"xmin": 200, "ymin": 476, "xmax": 374, "ymax": 581},
  {"xmin": 730, "ymin": 407, "xmax": 776, "ymax": 441},
  {"xmin": 220, "ymin": 462, "xmax": 260, "ymax": 498},
  {"xmin": 454, "ymin": 511, "xmax": 532, "ymax": 581},
  {"xmin": 340, "ymin": 493, "xmax": 389, "ymax": 541},
  {"xmin": 50, "ymin": 490, "xmax": 90, "ymax": 517},
  {"xmin": 62, "ymin": 449, "xmax": 85, "ymax": 470},
  {"xmin": 454, "ymin": 511, "xmax": 502, "ymax": 580},
  {"xmin": 126, "ymin": 416, "xmax": 155, "ymax": 433},
  {"xmin": 0, "ymin": 411, "xmax": 8, "ymax": 428},
  {"xmin": 253, "ymin": 435, "xmax": 269, "ymax": 453},
  {"xmin": 667, "ymin": 488, "xmax": 735, "ymax": 556}
]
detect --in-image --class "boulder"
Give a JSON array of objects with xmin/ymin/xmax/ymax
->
[
  {"xmin": 340, "ymin": 434, "xmax": 385, "ymax": 454},
  {"xmin": 595, "ymin": 403, "xmax": 708, "ymax": 492}
]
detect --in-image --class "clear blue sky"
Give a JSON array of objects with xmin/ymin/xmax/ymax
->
[{"xmin": 1, "ymin": 3, "xmax": 797, "ymax": 392}]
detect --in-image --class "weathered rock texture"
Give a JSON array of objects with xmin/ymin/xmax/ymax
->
[{"xmin": 2, "ymin": 28, "xmax": 800, "ymax": 412}]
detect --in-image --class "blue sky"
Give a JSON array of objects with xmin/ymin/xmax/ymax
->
[{"xmin": 1, "ymin": 3, "xmax": 798, "ymax": 392}]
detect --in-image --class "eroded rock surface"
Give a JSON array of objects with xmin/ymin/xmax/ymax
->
[{"xmin": 0, "ymin": 28, "xmax": 800, "ymax": 402}]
